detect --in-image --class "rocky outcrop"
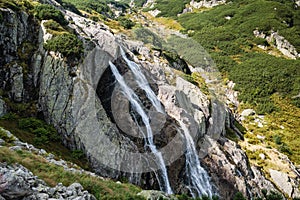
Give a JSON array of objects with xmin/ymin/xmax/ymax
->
[
  {"xmin": 0, "ymin": 99, "xmax": 6, "ymax": 117},
  {"xmin": 0, "ymin": 7, "xmax": 38, "ymax": 104},
  {"xmin": 269, "ymin": 169, "xmax": 300, "ymax": 198},
  {"xmin": 189, "ymin": 0, "xmax": 226, "ymax": 8},
  {"xmin": 201, "ymin": 137, "xmax": 279, "ymax": 199},
  {"xmin": 253, "ymin": 29, "xmax": 299, "ymax": 59},
  {"xmin": 181, "ymin": 0, "xmax": 226, "ymax": 14},
  {"xmin": 0, "ymin": 163, "xmax": 96, "ymax": 200},
  {"xmin": 138, "ymin": 190, "xmax": 176, "ymax": 200}
]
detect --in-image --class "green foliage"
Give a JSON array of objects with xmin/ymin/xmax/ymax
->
[
  {"xmin": 71, "ymin": 149, "xmax": 85, "ymax": 159},
  {"xmin": 43, "ymin": 20, "xmax": 65, "ymax": 33},
  {"xmin": 152, "ymin": 0, "xmax": 189, "ymax": 17},
  {"xmin": 34, "ymin": 4, "xmax": 68, "ymax": 26},
  {"xmin": 133, "ymin": 0, "xmax": 147, "ymax": 7},
  {"xmin": 177, "ymin": 194, "xmax": 191, "ymax": 200},
  {"xmin": 44, "ymin": 33, "xmax": 83, "ymax": 57},
  {"xmin": 62, "ymin": 0, "xmax": 129, "ymax": 18},
  {"xmin": 0, "ymin": 113, "xmax": 18, "ymax": 120},
  {"xmin": 264, "ymin": 190, "xmax": 284, "ymax": 200},
  {"xmin": 169, "ymin": 0, "xmax": 300, "ymax": 113},
  {"xmin": 229, "ymin": 54, "xmax": 299, "ymax": 114},
  {"xmin": 0, "ymin": 127, "xmax": 15, "ymax": 143},
  {"xmin": 273, "ymin": 134, "xmax": 282, "ymax": 145},
  {"xmin": 18, "ymin": 117, "xmax": 61, "ymax": 145},
  {"xmin": 118, "ymin": 16, "xmax": 135, "ymax": 29},
  {"xmin": 279, "ymin": 143, "xmax": 293, "ymax": 155},
  {"xmin": 0, "ymin": 116, "xmax": 90, "ymax": 169},
  {"xmin": 0, "ymin": 147, "xmax": 143, "ymax": 200},
  {"xmin": 133, "ymin": 27, "xmax": 164, "ymax": 48},
  {"xmin": 0, "ymin": 0, "xmax": 34, "ymax": 11},
  {"xmin": 226, "ymin": 127, "xmax": 239, "ymax": 142},
  {"xmin": 55, "ymin": 0, "xmax": 81, "ymax": 15},
  {"xmin": 233, "ymin": 192, "xmax": 246, "ymax": 200},
  {"xmin": 234, "ymin": 121, "xmax": 247, "ymax": 134}
]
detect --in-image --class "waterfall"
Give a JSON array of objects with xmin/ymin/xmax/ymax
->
[
  {"xmin": 120, "ymin": 48, "xmax": 164, "ymax": 113},
  {"xmin": 109, "ymin": 61, "xmax": 173, "ymax": 194},
  {"xmin": 179, "ymin": 121, "xmax": 213, "ymax": 198},
  {"xmin": 110, "ymin": 50, "xmax": 213, "ymax": 197}
]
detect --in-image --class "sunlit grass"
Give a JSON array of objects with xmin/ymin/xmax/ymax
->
[{"xmin": 0, "ymin": 146, "xmax": 143, "ymax": 199}]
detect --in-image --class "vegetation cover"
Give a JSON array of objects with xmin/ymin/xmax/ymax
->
[
  {"xmin": 151, "ymin": 0, "xmax": 300, "ymax": 114},
  {"xmin": 146, "ymin": 0, "xmax": 300, "ymax": 165},
  {"xmin": 44, "ymin": 33, "xmax": 83, "ymax": 57}
]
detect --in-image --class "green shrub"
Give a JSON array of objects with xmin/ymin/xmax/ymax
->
[
  {"xmin": 265, "ymin": 191, "xmax": 283, "ymax": 200},
  {"xmin": 61, "ymin": 1, "xmax": 81, "ymax": 15},
  {"xmin": 71, "ymin": 149, "xmax": 85, "ymax": 159},
  {"xmin": 62, "ymin": 0, "xmax": 113, "ymax": 17},
  {"xmin": 18, "ymin": 117, "xmax": 44, "ymax": 131},
  {"xmin": 34, "ymin": 4, "xmax": 68, "ymax": 26},
  {"xmin": 44, "ymin": 33, "xmax": 83, "ymax": 57},
  {"xmin": 253, "ymin": 37, "xmax": 269, "ymax": 46},
  {"xmin": 273, "ymin": 134, "xmax": 282, "ymax": 145},
  {"xmin": 43, "ymin": 20, "xmax": 65, "ymax": 32},
  {"xmin": 0, "ymin": 113, "xmax": 18, "ymax": 120},
  {"xmin": 0, "ymin": 0, "xmax": 20, "ymax": 10},
  {"xmin": 279, "ymin": 143, "xmax": 293, "ymax": 155},
  {"xmin": 233, "ymin": 192, "xmax": 246, "ymax": 200},
  {"xmin": 177, "ymin": 194, "xmax": 191, "ymax": 200},
  {"xmin": 118, "ymin": 17, "xmax": 135, "ymax": 29},
  {"xmin": 0, "ymin": 128, "xmax": 15, "ymax": 143},
  {"xmin": 226, "ymin": 127, "xmax": 239, "ymax": 142},
  {"xmin": 18, "ymin": 117, "xmax": 61, "ymax": 145},
  {"xmin": 133, "ymin": 28, "xmax": 164, "ymax": 48},
  {"xmin": 134, "ymin": 0, "xmax": 147, "ymax": 7},
  {"xmin": 152, "ymin": 0, "xmax": 189, "ymax": 17}
]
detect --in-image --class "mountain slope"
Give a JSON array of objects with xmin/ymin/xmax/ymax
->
[
  {"xmin": 0, "ymin": 0, "xmax": 299, "ymax": 199},
  {"xmin": 140, "ymin": 0, "xmax": 300, "ymax": 164}
]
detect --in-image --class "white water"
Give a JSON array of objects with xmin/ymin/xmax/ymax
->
[
  {"xmin": 109, "ymin": 61, "xmax": 173, "ymax": 194},
  {"xmin": 120, "ymin": 48, "xmax": 164, "ymax": 113},
  {"xmin": 179, "ymin": 121, "xmax": 213, "ymax": 198}
]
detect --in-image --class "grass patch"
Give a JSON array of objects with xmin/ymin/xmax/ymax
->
[
  {"xmin": 0, "ymin": 115, "xmax": 90, "ymax": 170},
  {"xmin": 242, "ymin": 94, "xmax": 300, "ymax": 165},
  {"xmin": 43, "ymin": 20, "xmax": 68, "ymax": 36},
  {"xmin": 0, "ymin": 147, "xmax": 143, "ymax": 199},
  {"xmin": 0, "ymin": 0, "xmax": 35, "ymax": 11}
]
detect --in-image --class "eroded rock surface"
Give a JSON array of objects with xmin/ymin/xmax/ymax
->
[{"xmin": 0, "ymin": 163, "xmax": 96, "ymax": 200}]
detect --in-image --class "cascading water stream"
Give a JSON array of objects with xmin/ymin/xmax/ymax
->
[
  {"xmin": 119, "ymin": 48, "xmax": 213, "ymax": 197},
  {"xmin": 109, "ymin": 61, "xmax": 173, "ymax": 194},
  {"xmin": 179, "ymin": 121, "xmax": 213, "ymax": 198},
  {"xmin": 120, "ymin": 47, "xmax": 164, "ymax": 113},
  {"xmin": 110, "ymin": 50, "xmax": 213, "ymax": 197}
]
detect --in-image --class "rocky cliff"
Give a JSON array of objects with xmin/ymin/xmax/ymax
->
[{"xmin": 0, "ymin": 0, "xmax": 299, "ymax": 199}]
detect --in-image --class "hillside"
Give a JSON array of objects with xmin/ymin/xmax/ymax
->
[
  {"xmin": 0, "ymin": 0, "xmax": 299, "ymax": 199},
  {"xmin": 139, "ymin": 0, "xmax": 300, "ymax": 165}
]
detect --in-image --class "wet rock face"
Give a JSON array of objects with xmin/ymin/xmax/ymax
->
[
  {"xmin": 0, "ymin": 8, "xmax": 38, "ymax": 103},
  {"xmin": 96, "ymin": 56, "xmax": 187, "ymax": 192}
]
